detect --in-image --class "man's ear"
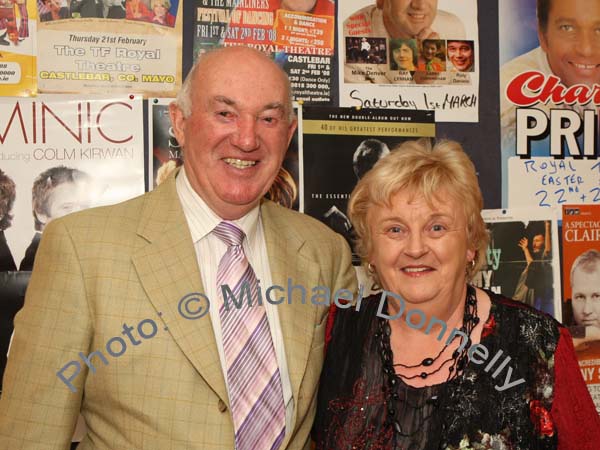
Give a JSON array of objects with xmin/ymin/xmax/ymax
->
[{"xmin": 168, "ymin": 102, "xmax": 186, "ymax": 148}]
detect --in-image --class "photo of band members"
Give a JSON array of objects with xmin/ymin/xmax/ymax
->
[{"xmin": 344, "ymin": 36, "xmax": 474, "ymax": 83}]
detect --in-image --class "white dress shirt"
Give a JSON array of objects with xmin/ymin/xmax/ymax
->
[{"xmin": 175, "ymin": 167, "xmax": 294, "ymax": 434}]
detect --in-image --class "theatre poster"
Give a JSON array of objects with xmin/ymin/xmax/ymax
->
[
  {"xmin": 0, "ymin": 95, "xmax": 145, "ymax": 269},
  {"xmin": 36, "ymin": 2, "xmax": 182, "ymax": 96},
  {"xmin": 193, "ymin": 0, "xmax": 336, "ymax": 104},
  {"xmin": 0, "ymin": 0, "xmax": 37, "ymax": 96},
  {"xmin": 338, "ymin": 0, "xmax": 479, "ymax": 122},
  {"xmin": 561, "ymin": 204, "xmax": 600, "ymax": 413},
  {"xmin": 499, "ymin": 0, "xmax": 599, "ymax": 209},
  {"xmin": 473, "ymin": 208, "xmax": 561, "ymax": 319}
]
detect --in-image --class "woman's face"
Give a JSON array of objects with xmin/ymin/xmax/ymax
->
[
  {"xmin": 393, "ymin": 43, "xmax": 414, "ymax": 70},
  {"xmin": 153, "ymin": 3, "xmax": 166, "ymax": 16},
  {"xmin": 368, "ymin": 189, "xmax": 475, "ymax": 306}
]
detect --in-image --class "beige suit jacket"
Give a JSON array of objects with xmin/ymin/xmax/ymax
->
[{"xmin": 0, "ymin": 174, "xmax": 356, "ymax": 449}]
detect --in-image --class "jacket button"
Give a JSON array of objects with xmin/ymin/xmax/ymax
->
[{"xmin": 218, "ymin": 399, "xmax": 228, "ymax": 413}]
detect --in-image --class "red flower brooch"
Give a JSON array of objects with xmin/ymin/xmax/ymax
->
[
  {"xmin": 481, "ymin": 314, "xmax": 497, "ymax": 339},
  {"xmin": 530, "ymin": 400, "xmax": 555, "ymax": 437}
]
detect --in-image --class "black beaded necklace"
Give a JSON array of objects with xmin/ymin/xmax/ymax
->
[{"xmin": 377, "ymin": 285, "xmax": 479, "ymax": 445}]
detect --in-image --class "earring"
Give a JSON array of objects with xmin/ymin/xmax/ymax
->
[
  {"xmin": 367, "ymin": 262, "xmax": 375, "ymax": 274},
  {"xmin": 466, "ymin": 259, "xmax": 476, "ymax": 274}
]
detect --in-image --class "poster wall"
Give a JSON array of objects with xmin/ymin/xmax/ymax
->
[
  {"xmin": 474, "ymin": 209, "xmax": 561, "ymax": 319},
  {"xmin": 0, "ymin": 96, "xmax": 145, "ymax": 268},
  {"xmin": 499, "ymin": 0, "xmax": 599, "ymax": 208},
  {"xmin": 148, "ymin": 97, "xmax": 182, "ymax": 190},
  {"xmin": 0, "ymin": 0, "xmax": 36, "ymax": 96},
  {"xmin": 562, "ymin": 204, "xmax": 600, "ymax": 413},
  {"xmin": 0, "ymin": 0, "xmax": 37, "ymax": 97},
  {"xmin": 193, "ymin": 0, "xmax": 336, "ymax": 103},
  {"xmin": 36, "ymin": 1, "xmax": 182, "ymax": 96},
  {"xmin": 338, "ymin": 0, "xmax": 479, "ymax": 122}
]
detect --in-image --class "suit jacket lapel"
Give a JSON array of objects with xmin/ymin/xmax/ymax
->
[
  {"xmin": 131, "ymin": 172, "xmax": 228, "ymax": 404},
  {"xmin": 261, "ymin": 201, "xmax": 322, "ymax": 425}
]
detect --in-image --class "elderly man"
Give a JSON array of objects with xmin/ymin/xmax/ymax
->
[
  {"xmin": 0, "ymin": 47, "xmax": 356, "ymax": 449},
  {"xmin": 343, "ymin": 0, "xmax": 465, "ymax": 83},
  {"xmin": 570, "ymin": 250, "xmax": 600, "ymax": 338}
]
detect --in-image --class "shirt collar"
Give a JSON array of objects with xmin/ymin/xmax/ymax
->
[{"xmin": 175, "ymin": 166, "xmax": 260, "ymax": 244}]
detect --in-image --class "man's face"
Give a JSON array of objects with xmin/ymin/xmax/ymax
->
[
  {"xmin": 572, "ymin": 267, "xmax": 600, "ymax": 328},
  {"xmin": 539, "ymin": 0, "xmax": 600, "ymax": 88},
  {"xmin": 170, "ymin": 49, "xmax": 297, "ymax": 220},
  {"xmin": 43, "ymin": 181, "xmax": 90, "ymax": 225},
  {"xmin": 393, "ymin": 43, "xmax": 414, "ymax": 70},
  {"xmin": 447, "ymin": 41, "xmax": 473, "ymax": 71},
  {"xmin": 423, "ymin": 42, "xmax": 437, "ymax": 61},
  {"xmin": 532, "ymin": 234, "xmax": 544, "ymax": 254},
  {"xmin": 380, "ymin": 0, "xmax": 438, "ymax": 39}
]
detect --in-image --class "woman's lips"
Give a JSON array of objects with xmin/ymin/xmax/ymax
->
[{"xmin": 401, "ymin": 266, "xmax": 433, "ymax": 276}]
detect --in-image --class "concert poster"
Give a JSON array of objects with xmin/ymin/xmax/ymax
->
[
  {"xmin": 0, "ymin": 0, "xmax": 37, "ymax": 96},
  {"xmin": 499, "ymin": 0, "xmax": 599, "ymax": 209},
  {"xmin": 561, "ymin": 204, "xmax": 600, "ymax": 414},
  {"xmin": 338, "ymin": 0, "xmax": 479, "ymax": 122},
  {"xmin": 193, "ymin": 0, "xmax": 336, "ymax": 104},
  {"xmin": 36, "ymin": 0, "xmax": 182, "ymax": 96},
  {"xmin": 474, "ymin": 209, "xmax": 561, "ymax": 319}
]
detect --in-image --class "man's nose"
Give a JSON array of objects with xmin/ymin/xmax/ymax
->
[
  {"xmin": 583, "ymin": 298, "xmax": 595, "ymax": 315},
  {"xmin": 576, "ymin": 30, "xmax": 598, "ymax": 57},
  {"xmin": 231, "ymin": 115, "xmax": 259, "ymax": 151}
]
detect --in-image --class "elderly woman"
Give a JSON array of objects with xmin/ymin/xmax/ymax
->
[{"xmin": 313, "ymin": 139, "xmax": 600, "ymax": 449}]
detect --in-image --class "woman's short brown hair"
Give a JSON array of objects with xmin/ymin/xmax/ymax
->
[{"xmin": 347, "ymin": 138, "xmax": 489, "ymax": 280}]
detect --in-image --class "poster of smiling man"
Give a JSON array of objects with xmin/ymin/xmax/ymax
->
[
  {"xmin": 499, "ymin": 0, "xmax": 600, "ymax": 209},
  {"xmin": 338, "ymin": 0, "xmax": 479, "ymax": 122}
]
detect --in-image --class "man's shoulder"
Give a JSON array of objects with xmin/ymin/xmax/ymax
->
[{"xmin": 52, "ymin": 184, "xmax": 172, "ymax": 242}]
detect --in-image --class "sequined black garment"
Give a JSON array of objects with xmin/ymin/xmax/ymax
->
[{"xmin": 312, "ymin": 289, "xmax": 561, "ymax": 450}]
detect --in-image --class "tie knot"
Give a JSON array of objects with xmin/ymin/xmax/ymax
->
[{"xmin": 213, "ymin": 221, "xmax": 245, "ymax": 247}]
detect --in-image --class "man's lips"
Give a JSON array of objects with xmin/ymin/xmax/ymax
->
[
  {"xmin": 582, "ymin": 319, "xmax": 599, "ymax": 326},
  {"xmin": 222, "ymin": 158, "xmax": 258, "ymax": 169},
  {"xmin": 408, "ymin": 12, "xmax": 427, "ymax": 21},
  {"xmin": 569, "ymin": 61, "xmax": 600, "ymax": 71}
]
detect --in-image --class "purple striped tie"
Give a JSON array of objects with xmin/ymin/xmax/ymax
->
[{"xmin": 214, "ymin": 221, "xmax": 285, "ymax": 450}]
